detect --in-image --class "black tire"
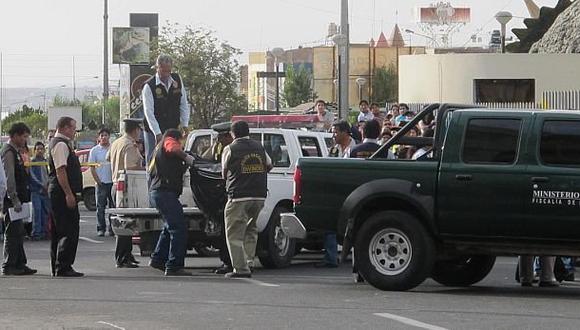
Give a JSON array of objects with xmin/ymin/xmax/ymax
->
[
  {"xmin": 258, "ymin": 207, "xmax": 296, "ymax": 269},
  {"xmin": 83, "ymin": 187, "xmax": 96, "ymax": 211},
  {"xmin": 354, "ymin": 211, "xmax": 435, "ymax": 291},
  {"xmin": 431, "ymin": 256, "xmax": 496, "ymax": 287},
  {"xmin": 139, "ymin": 231, "xmax": 161, "ymax": 257}
]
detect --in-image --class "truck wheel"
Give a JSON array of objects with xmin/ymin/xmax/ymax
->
[
  {"xmin": 83, "ymin": 187, "xmax": 96, "ymax": 211},
  {"xmin": 258, "ymin": 207, "xmax": 296, "ymax": 269},
  {"xmin": 355, "ymin": 211, "xmax": 435, "ymax": 291},
  {"xmin": 431, "ymin": 256, "xmax": 496, "ymax": 287},
  {"xmin": 139, "ymin": 231, "xmax": 161, "ymax": 257}
]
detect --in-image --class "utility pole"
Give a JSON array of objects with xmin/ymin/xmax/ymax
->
[
  {"xmin": 72, "ymin": 55, "xmax": 76, "ymax": 103},
  {"xmin": 103, "ymin": 0, "xmax": 109, "ymax": 125},
  {"xmin": 339, "ymin": 0, "xmax": 350, "ymax": 119}
]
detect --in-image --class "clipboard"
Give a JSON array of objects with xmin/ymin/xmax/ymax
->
[{"xmin": 8, "ymin": 202, "xmax": 32, "ymax": 222}]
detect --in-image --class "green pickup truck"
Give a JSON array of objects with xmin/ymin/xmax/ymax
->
[{"xmin": 282, "ymin": 104, "xmax": 580, "ymax": 291}]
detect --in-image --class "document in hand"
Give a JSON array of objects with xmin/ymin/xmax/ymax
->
[{"xmin": 8, "ymin": 202, "xmax": 32, "ymax": 222}]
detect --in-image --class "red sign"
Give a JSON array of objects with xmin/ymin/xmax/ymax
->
[{"xmin": 232, "ymin": 114, "xmax": 320, "ymax": 129}]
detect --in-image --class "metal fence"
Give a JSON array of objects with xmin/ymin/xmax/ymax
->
[{"xmin": 542, "ymin": 90, "xmax": 580, "ymax": 110}]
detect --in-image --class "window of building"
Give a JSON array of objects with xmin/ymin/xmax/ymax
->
[
  {"xmin": 298, "ymin": 136, "xmax": 322, "ymax": 157},
  {"xmin": 540, "ymin": 120, "xmax": 580, "ymax": 166},
  {"xmin": 474, "ymin": 79, "xmax": 535, "ymax": 103},
  {"xmin": 462, "ymin": 118, "xmax": 521, "ymax": 164},
  {"xmin": 264, "ymin": 134, "xmax": 290, "ymax": 167}
]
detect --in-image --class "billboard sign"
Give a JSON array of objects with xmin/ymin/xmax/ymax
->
[
  {"xmin": 112, "ymin": 27, "xmax": 150, "ymax": 64},
  {"xmin": 418, "ymin": 3, "xmax": 471, "ymax": 24},
  {"xmin": 48, "ymin": 106, "xmax": 82, "ymax": 131}
]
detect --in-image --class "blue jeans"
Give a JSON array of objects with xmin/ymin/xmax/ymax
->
[
  {"xmin": 96, "ymin": 183, "xmax": 114, "ymax": 232},
  {"xmin": 31, "ymin": 191, "xmax": 50, "ymax": 238},
  {"xmin": 323, "ymin": 231, "xmax": 338, "ymax": 266},
  {"xmin": 150, "ymin": 190, "xmax": 187, "ymax": 271}
]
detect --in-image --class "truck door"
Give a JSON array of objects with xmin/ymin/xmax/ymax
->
[
  {"xmin": 523, "ymin": 116, "xmax": 580, "ymax": 240},
  {"xmin": 437, "ymin": 114, "xmax": 529, "ymax": 238}
]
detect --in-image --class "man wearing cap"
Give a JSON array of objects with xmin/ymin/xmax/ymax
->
[
  {"xmin": 107, "ymin": 118, "xmax": 145, "ymax": 268},
  {"xmin": 142, "ymin": 54, "xmax": 191, "ymax": 168},
  {"xmin": 202, "ymin": 122, "xmax": 233, "ymax": 163},
  {"xmin": 201, "ymin": 121, "xmax": 235, "ymax": 274}
]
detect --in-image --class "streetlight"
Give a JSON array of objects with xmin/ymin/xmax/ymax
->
[
  {"xmin": 405, "ymin": 29, "xmax": 440, "ymax": 48},
  {"xmin": 271, "ymin": 47, "xmax": 285, "ymax": 114},
  {"xmin": 495, "ymin": 11, "xmax": 513, "ymax": 53},
  {"xmin": 355, "ymin": 77, "xmax": 367, "ymax": 102},
  {"xmin": 332, "ymin": 33, "xmax": 348, "ymax": 120}
]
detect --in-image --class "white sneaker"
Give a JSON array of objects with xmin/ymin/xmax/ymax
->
[{"xmin": 97, "ymin": 231, "xmax": 105, "ymax": 237}]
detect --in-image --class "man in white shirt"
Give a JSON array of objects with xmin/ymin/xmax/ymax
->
[
  {"xmin": 357, "ymin": 100, "xmax": 374, "ymax": 122},
  {"xmin": 142, "ymin": 54, "xmax": 191, "ymax": 167},
  {"xmin": 88, "ymin": 128, "xmax": 114, "ymax": 237},
  {"xmin": 314, "ymin": 99, "xmax": 335, "ymax": 132}
]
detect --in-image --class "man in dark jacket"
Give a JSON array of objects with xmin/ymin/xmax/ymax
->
[
  {"xmin": 221, "ymin": 121, "xmax": 272, "ymax": 278},
  {"xmin": 148, "ymin": 129, "xmax": 194, "ymax": 276},
  {"xmin": 349, "ymin": 120, "xmax": 394, "ymax": 159},
  {"xmin": 1, "ymin": 123, "xmax": 36, "ymax": 276}
]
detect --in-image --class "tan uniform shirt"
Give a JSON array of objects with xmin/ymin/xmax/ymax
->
[
  {"xmin": 107, "ymin": 134, "xmax": 143, "ymax": 183},
  {"xmin": 51, "ymin": 132, "xmax": 71, "ymax": 169}
]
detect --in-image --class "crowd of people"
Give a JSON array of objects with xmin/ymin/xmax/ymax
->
[{"xmin": 0, "ymin": 54, "xmax": 575, "ymax": 286}]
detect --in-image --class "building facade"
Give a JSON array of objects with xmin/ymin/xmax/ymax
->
[{"xmin": 399, "ymin": 53, "xmax": 580, "ymax": 104}]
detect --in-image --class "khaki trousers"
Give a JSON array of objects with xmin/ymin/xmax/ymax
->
[{"xmin": 224, "ymin": 199, "xmax": 264, "ymax": 274}]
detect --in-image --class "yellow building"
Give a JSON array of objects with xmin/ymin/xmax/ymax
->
[{"xmin": 247, "ymin": 26, "xmax": 426, "ymax": 110}]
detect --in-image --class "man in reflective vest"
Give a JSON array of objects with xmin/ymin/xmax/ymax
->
[{"xmin": 221, "ymin": 121, "xmax": 272, "ymax": 278}]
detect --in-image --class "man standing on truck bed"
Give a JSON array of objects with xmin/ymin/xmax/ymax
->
[
  {"xmin": 142, "ymin": 54, "xmax": 191, "ymax": 168},
  {"xmin": 148, "ymin": 129, "xmax": 195, "ymax": 276},
  {"xmin": 48, "ymin": 117, "xmax": 84, "ymax": 277},
  {"xmin": 221, "ymin": 121, "xmax": 272, "ymax": 278},
  {"xmin": 107, "ymin": 118, "xmax": 145, "ymax": 268}
]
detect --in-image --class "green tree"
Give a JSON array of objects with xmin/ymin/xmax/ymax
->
[
  {"xmin": 80, "ymin": 97, "xmax": 120, "ymax": 132},
  {"xmin": 282, "ymin": 65, "xmax": 316, "ymax": 108},
  {"xmin": 50, "ymin": 95, "xmax": 120, "ymax": 133},
  {"xmin": 154, "ymin": 23, "xmax": 247, "ymax": 128},
  {"xmin": 372, "ymin": 64, "xmax": 398, "ymax": 105},
  {"xmin": 2, "ymin": 105, "xmax": 48, "ymax": 139}
]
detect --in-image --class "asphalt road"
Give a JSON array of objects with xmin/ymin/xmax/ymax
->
[{"xmin": 1, "ymin": 209, "xmax": 579, "ymax": 330}]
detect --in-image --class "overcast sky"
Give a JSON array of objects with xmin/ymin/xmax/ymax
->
[{"xmin": 0, "ymin": 0, "xmax": 558, "ymax": 89}]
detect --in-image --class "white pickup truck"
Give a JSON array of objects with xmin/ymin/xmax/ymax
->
[{"xmin": 107, "ymin": 128, "xmax": 332, "ymax": 268}]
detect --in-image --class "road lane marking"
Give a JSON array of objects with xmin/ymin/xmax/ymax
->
[
  {"xmin": 238, "ymin": 278, "xmax": 280, "ymax": 287},
  {"xmin": 374, "ymin": 313, "xmax": 448, "ymax": 330},
  {"xmin": 79, "ymin": 237, "xmax": 104, "ymax": 244},
  {"xmin": 137, "ymin": 291, "xmax": 173, "ymax": 295},
  {"xmin": 97, "ymin": 321, "xmax": 125, "ymax": 330}
]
